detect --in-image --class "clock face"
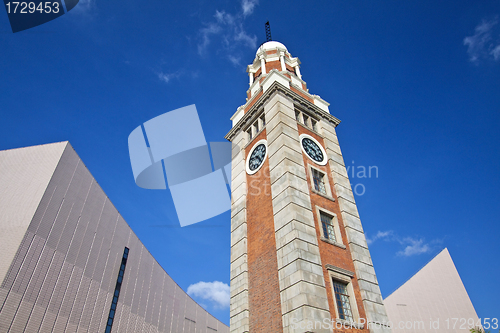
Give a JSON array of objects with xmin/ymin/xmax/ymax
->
[
  {"xmin": 248, "ymin": 144, "xmax": 266, "ymax": 171},
  {"xmin": 302, "ymin": 137, "xmax": 324, "ymax": 163}
]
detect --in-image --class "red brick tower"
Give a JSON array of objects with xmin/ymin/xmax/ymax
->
[{"xmin": 226, "ymin": 41, "xmax": 391, "ymax": 333}]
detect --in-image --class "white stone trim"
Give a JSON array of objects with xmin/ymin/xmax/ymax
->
[
  {"xmin": 259, "ymin": 55, "xmax": 266, "ymax": 75},
  {"xmin": 308, "ymin": 164, "xmax": 334, "ymax": 199},
  {"xmin": 314, "ymin": 206, "xmax": 344, "ymax": 248},
  {"xmin": 320, "ymin": 119, "xmax": 392, "ymax": 332},
  {"xmin": 245, "ymin": 139, "xmax": 268, "ymax": 175},
  {"xmin": 265, "ymin": 91, "xmax": 332, "ymax": 332},
  {"xmin": 229, "ymin": 128, "xmax": 249, "ymax": 333},
  {"xmin": 250, "ymin": 81, "xmax": 261, "ymax": 100},
  {"xmin": 290, "ymin": 75, "xmax": 303, "ymax": 90},
  {"xmin": 225, "ymin": 81, "xmax": 340, "ymax": 142},
  {"xmin": 313, "ymin": 95, "xmax": 330, "ymax": 113},
  {"xmin": 231, "ymin": 107, "xmax": 244, "ymax": 127},
  {"xmin": 262, "ymin": 70, "xmax": 290, "ymax": 94},
  {"xmin": 327, "ymin": 268, "xmax": 361, "ymax": 325},
  {"xmin": 295, "ymin": 65, "xmax": 302, "ymax": 79},
  {"xmin": 299, "ymin": 133, "xmax": 328, "ymax": 166}
]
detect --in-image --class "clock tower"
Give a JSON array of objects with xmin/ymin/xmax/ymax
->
[{"xmin": 226, "ymin": 41, "xmax": 391, "ymax": 333}]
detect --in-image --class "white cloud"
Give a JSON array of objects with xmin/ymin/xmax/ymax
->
[
  {"xmin": 156, "ymin": 69, "xmax": 198, "ymax": 84},
  {"xmin": 197, "ymin": 2, "xmax": 259, "ymax": 59},
  {"xmin": 366, "ymin": 230, "xmax": 393, "ymax": 245},
  {"xmin": 368, "ymin": 230, "xmax": 439, "ymax": 257},
  {"xmin": 464, "ymin": 17, "xmax": 500, "ymax": 63},
  {"xmin": 198, "ymin": 22, "xmax": 222, "ymax": 55},
  {"xmin": 491, "ymin": 44, "xmax": 500, "ymax": 60},
  {"xmin": 397, "ymin": 238, "xmax": 431, "ymax": 257},
  {"xmin": 157, "ymin": 71, "xmax": 181, "ymax": 83},
  {"xmin": 234, "ymin": 30, "xmax": 257, "ymax": 49},
  {"xmin": 242, "ymin": 0, "xmax": 258, "ymax": 17},
  {"xmin": 215, "ymin": 10, "xmax": 235, "ymax": 25},
  {"xmin": 228, "ymin": 55, "xmax": 241, "ymax": 66},
  {"xmin": 187, "ymin": 281, "xmax": 230, "ymax": 309}
]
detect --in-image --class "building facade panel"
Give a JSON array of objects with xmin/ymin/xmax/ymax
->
[
  {"xmin": 0, "ymin": 142, "xmax": 228, "ymax": 333},
  {"xmin": 384, "ymin": 249, "xmax": 479, "ymax": 333},
  {"xmin": 0, "ymin": 143, "xmax": 66, "ymax": 286}
]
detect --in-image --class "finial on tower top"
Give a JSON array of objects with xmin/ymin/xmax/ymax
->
[{"xmin": 265, "ymin": 21, "xmax": 272, "ymax": 42}]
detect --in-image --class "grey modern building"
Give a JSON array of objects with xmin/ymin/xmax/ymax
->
[
  {"xmin": 0, "ymin": 141, "xmax": 229, "ymax": 333},
  {"xmin": 384, "ymin": 248, "xmax": 479, "ymax": 333}
]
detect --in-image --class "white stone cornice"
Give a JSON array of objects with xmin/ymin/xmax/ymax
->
[
  {"xmin": 285, "ymin": 56, "xmax": 301, "ymax": 67},
  {"xmin": 295, "ymin": 65, "xmax": 302, "ymax": 80},
  {"xmin": 225, "ymin": 80, "xmax": 340, "ymax": 142},
  {"xmin": 279, "ymin": 52, "xmax": 286, "ymax": 71},
  {"xmin": 259, "ymin": 56, "xmax": 266, "ymax": 74}
]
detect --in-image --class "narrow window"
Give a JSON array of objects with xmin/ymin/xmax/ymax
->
[
  {"xmin": 320, "ymin": 212, "xmax": 336, "ymax": 242},
  {"xmin": 247, "ymin": 128, "xmax": 253, "ymax": 141},
  {"xmin": 260, "ymin": 115, "xmax": 266, "ymax": 127},
  {"xmin": 332, "ymin": 280, "xmax": 354, "ymax": 322},
  {"xmin": 303, "ymin": 114, "xmax": 310, "ymax": 128},
  {"xmin": 312, "ymin": 169, "xmax": 327, "ymax": 195},
  {"xmin": 295, "ymin": 110, "xmax": 301, "ymax": 123},
  {"xmin": 311, "ymin": 119, "xmax": 317, "ymax": 132},
  {"xmin": 254, "ymin": 121, "xmax": 259, "ymax": 134},
  {"xmin": 105, "ymin": 247, "xmax": 129, "ymax": 333}
]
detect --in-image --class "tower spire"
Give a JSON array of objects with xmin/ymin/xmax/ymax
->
[{"xmin": 265, "ymin": 21, "xmax": 272, "ymax": 42}]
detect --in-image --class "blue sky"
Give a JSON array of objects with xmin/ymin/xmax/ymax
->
[{"xmin": 1, "ymin": 0, "xmax": 499, "ymax": 326}]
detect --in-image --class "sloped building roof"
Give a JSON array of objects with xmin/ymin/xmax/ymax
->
[
  {"xmin": 384, "ymin": 248, "xmax": 479, "ymax": 332},
  {"xmin": 0, "ymin": 142, "xmax": 228, "ymax": 333}
]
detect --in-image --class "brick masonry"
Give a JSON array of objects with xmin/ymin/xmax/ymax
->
[
  {"xmin": 245, "ymin": 130, "xmax": 284, "ymax": 332},
  {"xmin": 266, "ymin": 60, "xmax": 283, "ymax": 73}
]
